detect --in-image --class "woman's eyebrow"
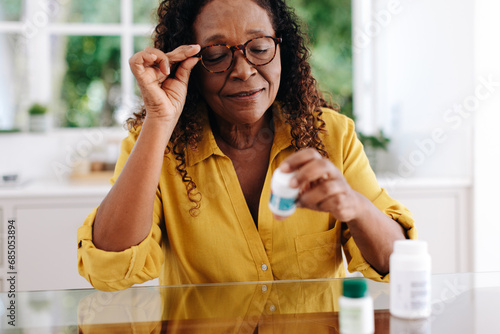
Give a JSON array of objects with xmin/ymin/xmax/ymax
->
[
  {"xmin": 202, "ymin": 29, "xmax": 270, "ymax": 45},
  {"xmin": 202, "ymin": 34, "xmax": 225, "ymax": 45}
]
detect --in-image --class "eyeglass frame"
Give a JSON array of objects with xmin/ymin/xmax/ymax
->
[{"xmin": 194, "ymin": 36, "xmax": 282, "ymax": 74}]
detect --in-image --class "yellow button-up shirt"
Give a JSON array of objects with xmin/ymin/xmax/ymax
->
[{"xmin": 77, "ymin": 106, "xmax": 415, "ymax": 291}]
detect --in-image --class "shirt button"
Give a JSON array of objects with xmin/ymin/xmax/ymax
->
[
  {"xmin": 261, "ymin": 264, "xmax": 268, "ymax": 271},
  {"xmin": 270, "ymin": 305, "xmax": 276, "ymax": 312},
  {"xmin": 261, "ymin": 285, "xmax": 268, "ymax": 292}
]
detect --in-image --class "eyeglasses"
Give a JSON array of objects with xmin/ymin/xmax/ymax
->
[{"xmin": 195, "ymin": 36, "xmax": 282, "ymax": 73}]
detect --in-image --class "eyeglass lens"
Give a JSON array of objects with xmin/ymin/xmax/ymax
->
[{"xmin": 199, "ymin": 37, "xmax": 277, "ymax": 73}]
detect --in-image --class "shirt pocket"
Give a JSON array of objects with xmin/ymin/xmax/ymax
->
[{"xmin": 294, "ymin": 228, "xmax": 343, "ymax": 279}]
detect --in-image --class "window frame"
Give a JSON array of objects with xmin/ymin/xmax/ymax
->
[{"xmin": 0, "ymin": 0, "xmax": 155, "ymax": 128}]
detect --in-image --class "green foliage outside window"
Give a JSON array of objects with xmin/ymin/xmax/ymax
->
[
  {"xmin": 0, "ymin": 0, "xmax": 22, "ymax": 21},
  {"xmin": 133, "ymin": 0, "xmax": 160, "ymax": 24},
  {"xmin": 289, "ymin": 0, "xmax": 389, "ymax": 150},
  {"xmin": 61, "ymin": 36, "xmax": 121, "ymax": 127},
  {"xmin": 289, "ymin": 0, "xmax": 352, "ymax": 117},
  {"xmin": 65, "ymin": 1, "xmax": 121, "ymax": 23}
]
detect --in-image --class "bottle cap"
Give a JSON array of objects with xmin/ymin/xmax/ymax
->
[
  {"xmin": 393, "ymin": 240, "xmax": 428, "ymax": 255},
  {"xmin": 342, "ymin": 278, "xmax": 368, "ymax": 298},
  {"xmin": 272, "ymin": 168, "xmax": 294, "ymax": 184},
  {"xmin": 271, "ymin": 168, "xmax": 299, "ymax": 196}
]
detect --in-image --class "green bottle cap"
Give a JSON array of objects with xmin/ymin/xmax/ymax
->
[{"xmin": 342, "ymin": 278, "xmax": 368, "ymax": 298}]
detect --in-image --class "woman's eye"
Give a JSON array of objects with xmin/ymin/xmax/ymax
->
[
  {"xmin": 203, "ymin": 53, "xmax": 228, "ymax": 63},
  {"xmin": 250, "ymin": 47, "xmax": 270, "ymax": 54}
]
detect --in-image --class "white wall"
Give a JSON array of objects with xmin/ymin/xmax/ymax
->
[
  {"xmin": 355, "ymin": 0, "xmax": 500, "ymax": 272},
  {"xmin": 0, "ymin": 128, "xmax": 126, "ymax": 183},
  {"xmin": 353, "ymin": 0, "xmax": 500, "ymax": 272},
  {"xmin": 367, "ymin": 0, "xmax": 475, "ymax": 179},
  {"xmin": 473, "ymin": 0, "xmax": 500, "ymax": 272}
]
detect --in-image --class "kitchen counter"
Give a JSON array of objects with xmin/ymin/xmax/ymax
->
[
  {"xmin": 0, "ymin": 174, "xmax": 472, "ymax": 199},
  {"xmin": 0, "ymin": 173, "xmax": 113, "ymax": 199}
]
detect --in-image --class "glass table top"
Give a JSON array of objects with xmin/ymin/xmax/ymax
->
[{"xmin": 1, "ymin": 272, "xmax": 500, "ymax": 333}]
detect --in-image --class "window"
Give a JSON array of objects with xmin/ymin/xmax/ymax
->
[
  {"xmin": 0, "ymin": 0, "xmax": 352, "ymax": 129},
  {"xmin": 289, "ymin": 0, "xmax": 352, "ymax": 119},
  {"xmin": 0, "ymin": 0, "xmax": 158, "ymax": 129}
]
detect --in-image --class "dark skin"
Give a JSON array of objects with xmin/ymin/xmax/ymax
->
[
  {"xmin": 216, "ymin": 142, "xmax": 271, "ymax": 224},
  {"xmin": 213, "ymin": 112, "xmax": 273, "ymax": 224}
]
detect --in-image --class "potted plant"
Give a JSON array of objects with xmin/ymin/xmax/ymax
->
[
  {"xmin": 358, "ymin": 130, "xmax": 390, "ymax": 173},
  {"xmin": 28, "ymin": 103, "xmax": 50, "ymax": 132}
]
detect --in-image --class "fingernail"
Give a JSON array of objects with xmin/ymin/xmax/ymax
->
[
  {"xmin": 290, "ymin": 177, "xmax": 298, "ymax": 188},
  {"xmin": 279, "ymin": 163, "xmax": 289, "ymax": 172}
]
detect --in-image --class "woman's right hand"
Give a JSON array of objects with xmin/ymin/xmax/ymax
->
[
  {"xmin": 129, "ymin": 45, "xmax": 201, "ymax": 122},
  {"xmin": 94, "ymin": 45, "xmax": 201, "ymax": 253}
]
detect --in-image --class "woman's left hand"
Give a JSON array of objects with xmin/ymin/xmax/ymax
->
[{"xmin": 277, "ymin": 148, "xmax": 361, "ymax": 222}]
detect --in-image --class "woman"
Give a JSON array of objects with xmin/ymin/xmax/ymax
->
[{"xmin": 78, "ymin": 0, "xmax": 415, "ymax": 291}]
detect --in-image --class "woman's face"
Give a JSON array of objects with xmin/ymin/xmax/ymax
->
[{"xmin": 193, "ymin": 0, "xmax": 281, "ymax": 125}]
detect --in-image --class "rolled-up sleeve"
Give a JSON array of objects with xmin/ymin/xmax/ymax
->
[
  {"xmin": 77, "ymin": 127, "xmax": 165, "ymax": 291},
  {"xmin": 343, "ymin": 189, "xmax": 416, "ymax": 283},
  {"xmin": 77, "ymin": 207, "xmax": 164, "ymax": 291}
]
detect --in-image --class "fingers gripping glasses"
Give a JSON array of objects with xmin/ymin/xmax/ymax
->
[{"xmin": 195, "ymin": 36, "xmax": 282, "ymax": 73}]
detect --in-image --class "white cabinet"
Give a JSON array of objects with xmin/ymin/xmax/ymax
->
[
  {"xmin": 380, "ymin": 178, "xmax": 473, "ymax": 274},
  {"xmin": 0, "ymin": 181, "xmax": 109, "ymax": 291},
  {"xmin": 16, "ymin": 204, "xmax": 97, "ymax": 291},
  {"xmin": 0, "ymin": 179, "xmax": 159, "ymax": 291}
]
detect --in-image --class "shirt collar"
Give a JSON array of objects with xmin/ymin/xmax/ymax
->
[
  {"xmin": 185, "ymin": 104, "xmax": 223, "ymax": 167},
  {"xmin": 186, "ymin": 102, "xmax": 293, "ymax": 167}
]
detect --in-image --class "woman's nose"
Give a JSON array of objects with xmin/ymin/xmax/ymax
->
[{"xmin": 229, "ymin": 51, "xmax": 256, "ymax": 81}]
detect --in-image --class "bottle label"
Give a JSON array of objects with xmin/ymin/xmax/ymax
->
[
  {"xmin": 270, "ymin": 193, "xmax": 296, "ymax": 211},
  {"xmin": 391, "ymin": 270, "xmax": 431, "ymax": 317},
  {"xmin": 339, "ymin": 303, "xmax": 374, "ymax": 333}
]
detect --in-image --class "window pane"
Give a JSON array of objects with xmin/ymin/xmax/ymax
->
[
  {"xmin": 134, "ymin": 35, "xmax": 153, "ymax": 53},
  {"xmin": 53, "ymin": 35, "xmax": 121, "ymax": 127},
  {"xmin": 288, "ymin": 0, "xmax": 352, "ymax": 118},
  {"xmin": 0, "ymin": 33, "xmax": 27, "ymax": 130},
  {"xmin": 63, "ymin": 1, "xmax": 121, "ymax": 24},
  {"xmin": 133, "ymin": 0, "xmax": 158, "ymax": 24},
  {"xmin": 0, "ymin": 0, "xmax": 23, "ymax": 21}
]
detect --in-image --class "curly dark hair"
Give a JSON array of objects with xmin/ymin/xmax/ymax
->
[{"xmin": 127, "ymin": 0, "xmax": 337, "ymax": 215}]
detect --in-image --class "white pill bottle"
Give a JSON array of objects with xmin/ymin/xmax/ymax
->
[
  {"xmin": 268, "ymin": 168, "xmax": 299, "ymax": 217},
  {"xmin": 390, "ymin": 240, "xmax": 431, "ymax": 319},
  {"xmin": 339, "ymin": 278, "xmax": 375, "ymax": 334}
]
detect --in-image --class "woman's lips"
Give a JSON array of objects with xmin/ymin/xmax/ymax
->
[{"xmin": 226, "ymin": 88, "xmax": 264, "ymax": 100}]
